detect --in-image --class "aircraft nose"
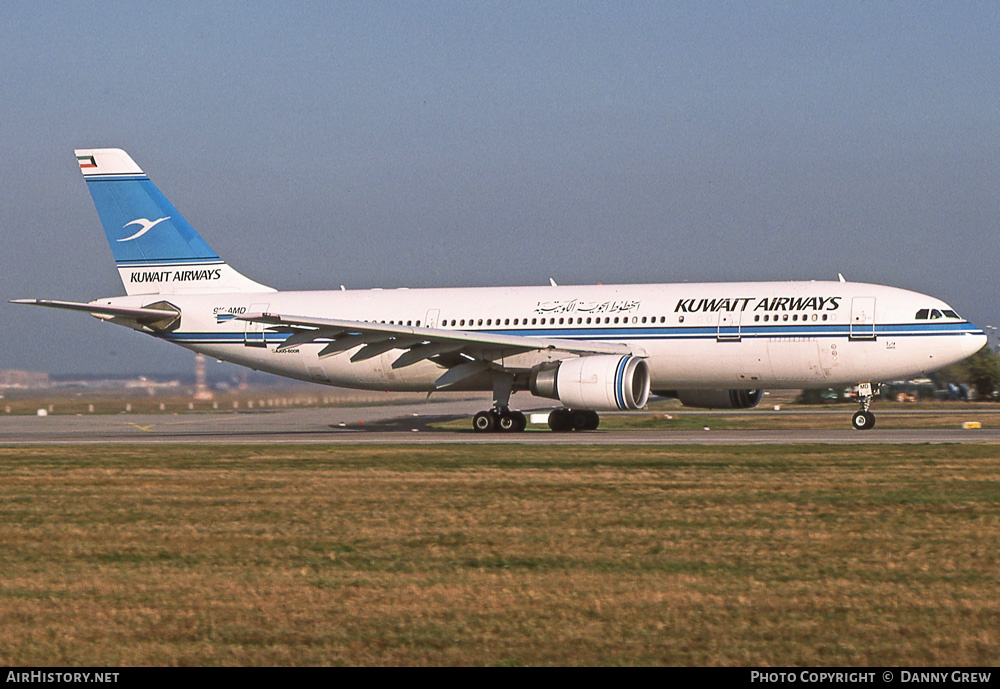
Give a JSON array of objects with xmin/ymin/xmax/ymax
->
[{"xmin": 964, "ymin": 326, "xmax": 988, "ymax": 358}]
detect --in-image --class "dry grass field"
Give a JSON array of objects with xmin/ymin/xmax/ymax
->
[{"xmin": 1, "ymin": 443, "xmax": 998, "ymax": 666}]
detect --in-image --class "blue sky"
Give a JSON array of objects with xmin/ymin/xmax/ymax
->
[{"xmin": 2, "ymin": 2, "xmax": 998, "ymax": 375}]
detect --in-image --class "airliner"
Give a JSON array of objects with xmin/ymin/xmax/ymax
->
[{"xmin": 12, "ymin": 148, "xmax": 987, "ymax": 431}]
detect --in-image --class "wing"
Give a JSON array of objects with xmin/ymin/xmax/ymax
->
[{"xmin": 237, "ymin": 312, "xmax": 638, "ymax": 389}]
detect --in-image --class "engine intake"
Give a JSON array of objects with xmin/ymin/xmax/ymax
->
[{"xmin": 530, "ymin": 355, "xmax": 650, "ymax": 411}]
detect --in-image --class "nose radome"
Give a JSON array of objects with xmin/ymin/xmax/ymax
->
[{"xmin": 964, "ymin": 330, "xmax": 988, "ymax": 358}]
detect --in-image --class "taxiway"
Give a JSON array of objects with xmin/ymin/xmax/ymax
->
[{"xmin": 2, "ymin": 400, "xmax": 999, "ymax": 445}]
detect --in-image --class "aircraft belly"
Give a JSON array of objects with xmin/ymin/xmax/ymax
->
[{"xmin": 315, "ymin": 348, "xmax": 444, "ymax": 391}]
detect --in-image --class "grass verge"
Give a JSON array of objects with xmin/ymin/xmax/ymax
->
[{"xmin": 1, "ymin": 444, "xmax": 997, "ymax": 665}]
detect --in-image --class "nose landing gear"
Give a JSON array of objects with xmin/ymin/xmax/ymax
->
[{"xmin": 851, "ymin": 382, "xmax": 878, "ymax": 430}]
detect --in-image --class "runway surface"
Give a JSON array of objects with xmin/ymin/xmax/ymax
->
[{"xmin": 3, "ymin": 399, "xmax": 999, "ymax": 444}]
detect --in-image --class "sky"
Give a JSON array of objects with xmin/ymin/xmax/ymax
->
[{"xmin": 2, "ymin": 1, "xmax": 999, "ymax": 376}]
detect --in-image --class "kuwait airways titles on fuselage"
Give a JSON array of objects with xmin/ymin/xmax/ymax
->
[{"xmin": 674, "ymin": 296, "xmax": 842, "ymax": 314}]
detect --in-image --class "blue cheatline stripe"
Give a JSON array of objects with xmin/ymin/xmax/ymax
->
[{"xmin": 157, "ymin": 321, "xmax": 984, "ymax": 346}]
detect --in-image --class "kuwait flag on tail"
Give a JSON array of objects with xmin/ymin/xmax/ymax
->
[{"xmin": 77, "ymin": 155, "xmax": 97, "ymax": 169}]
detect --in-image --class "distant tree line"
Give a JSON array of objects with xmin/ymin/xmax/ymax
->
[
  {"xmin": 797, "ymin": 347, "xmax": 1000, "ymax": 403},
  {"xmin": 932, "ymin": 347, "xmax": 1000, "ymax": 400}
]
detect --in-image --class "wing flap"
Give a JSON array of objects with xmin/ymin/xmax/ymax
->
[{"xmin": 237, "ymin": 313, "xmax": 633, "ymax": 362}]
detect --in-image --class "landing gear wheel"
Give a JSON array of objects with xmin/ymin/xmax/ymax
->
[
  {"xmin": 572, "ymin": 410, "xmax": 600, "ymax": 431},
  {"xmin": 498, "ymin": 412, "xmax": 515, "ymax": 432},
  {"xmin": 852, "ymin": 410, "xmax": 876, "ymax": 431},
  {"xmin": 548, "ymin": 409, "xmax": 599, "ymax": 432},
  {"xmin": 497, "ymin": 411, "xmax": 528, "ymax": 433},
  {"xmin": 473, "ymin": 410, "xmax": 498, "ymax": 433},
  {"xmin": 548, "ymin": 408, "xmax": 574, "ymax": 432}
]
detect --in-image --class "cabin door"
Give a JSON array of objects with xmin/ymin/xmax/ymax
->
[
  {"xmin": 849, "ymin": 297, "xmax": 876, "ymax": 340},
  {"xmin": 244, "ymin": 303, "xmax": 270, "ymax": 347},
  {"xmin": 717, "ymin": 310, "xmax": 741, "ymax": 341}
]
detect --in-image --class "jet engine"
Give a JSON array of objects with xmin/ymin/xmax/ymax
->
[
  {"xmin": 529, "ymin": 355, "xmax": 650, "ymax": 411},
  {"xmin": 663, "ymin": 388, "xmax": 764, "ymax": 409}
]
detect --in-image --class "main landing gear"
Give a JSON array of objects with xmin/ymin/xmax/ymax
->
[
  {"xmin": 851, "ymin": 382, "xmax": 878, "ymax": 431},
  {"xmin": 547, "ymin": 408, "xmax": 600, "ymax": 432},
  {"xmin": 469, "ymin": 373, "xmax": 601, "ymax": 433},
  {"xmin": 470, "ymin": 407, "xmax": 601, "ymax": 432},
  {"xmin": 471, "ymin": 372, "xmax": 527, "ymax": 433},
  {"xmin": 472, "ymin": 408, "xmax": 527, "ymax": 433}
]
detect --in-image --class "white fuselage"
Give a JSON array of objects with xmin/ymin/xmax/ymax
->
[{"xmin": 99, "ymin": 280, "xmax": 985, "ymax": 397}]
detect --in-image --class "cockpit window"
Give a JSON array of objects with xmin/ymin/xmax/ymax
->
[{"xmin": 917, "ymin": 308, "xmax": 961, "ymax": 320}]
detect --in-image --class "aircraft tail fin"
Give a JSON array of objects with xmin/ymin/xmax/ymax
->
[{"xmin": 75, "ymin": 148, "xmax": 274, "ymax": 296}]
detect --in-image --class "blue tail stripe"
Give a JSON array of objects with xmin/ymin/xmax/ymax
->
[{"xmin": 85, "ymin": 177, "xmax": 219, "ymax": 265}]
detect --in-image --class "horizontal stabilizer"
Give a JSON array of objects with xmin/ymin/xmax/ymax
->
[{"xmin": 10, "ymin": 298, "xmax": 181, "ymax": 330}]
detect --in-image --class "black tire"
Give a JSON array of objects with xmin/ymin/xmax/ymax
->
[
  {"xmin": 498, "ymin": 411, "xmax": 517, "ymax": 432},
  {"xmin": 572, "ymin": 410, "xmax": 596, "ymax": 431},
  {"xmin": 473, "ymin": 410, "xmax": 497, "ymax": 433},
  {"xmin": 548, "ymin": 409, "xmax": 573, "ymax": 432},
  {"xmin": 852, "ymin": 410, "xmax": 876, "ymax": 430}
]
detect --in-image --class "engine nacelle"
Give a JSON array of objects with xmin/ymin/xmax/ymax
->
[
  {"xmin": 667, "ymin": 389, "xmax": 763, "ymax": 410},
  {"xmin": 529, "ymin": 355, "xmax": 650, "ymax": 411}
]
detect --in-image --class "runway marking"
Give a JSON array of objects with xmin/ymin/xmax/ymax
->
[{"xmin": 124, "ymin": 416, "xmax": 240, "ymax": 432}]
